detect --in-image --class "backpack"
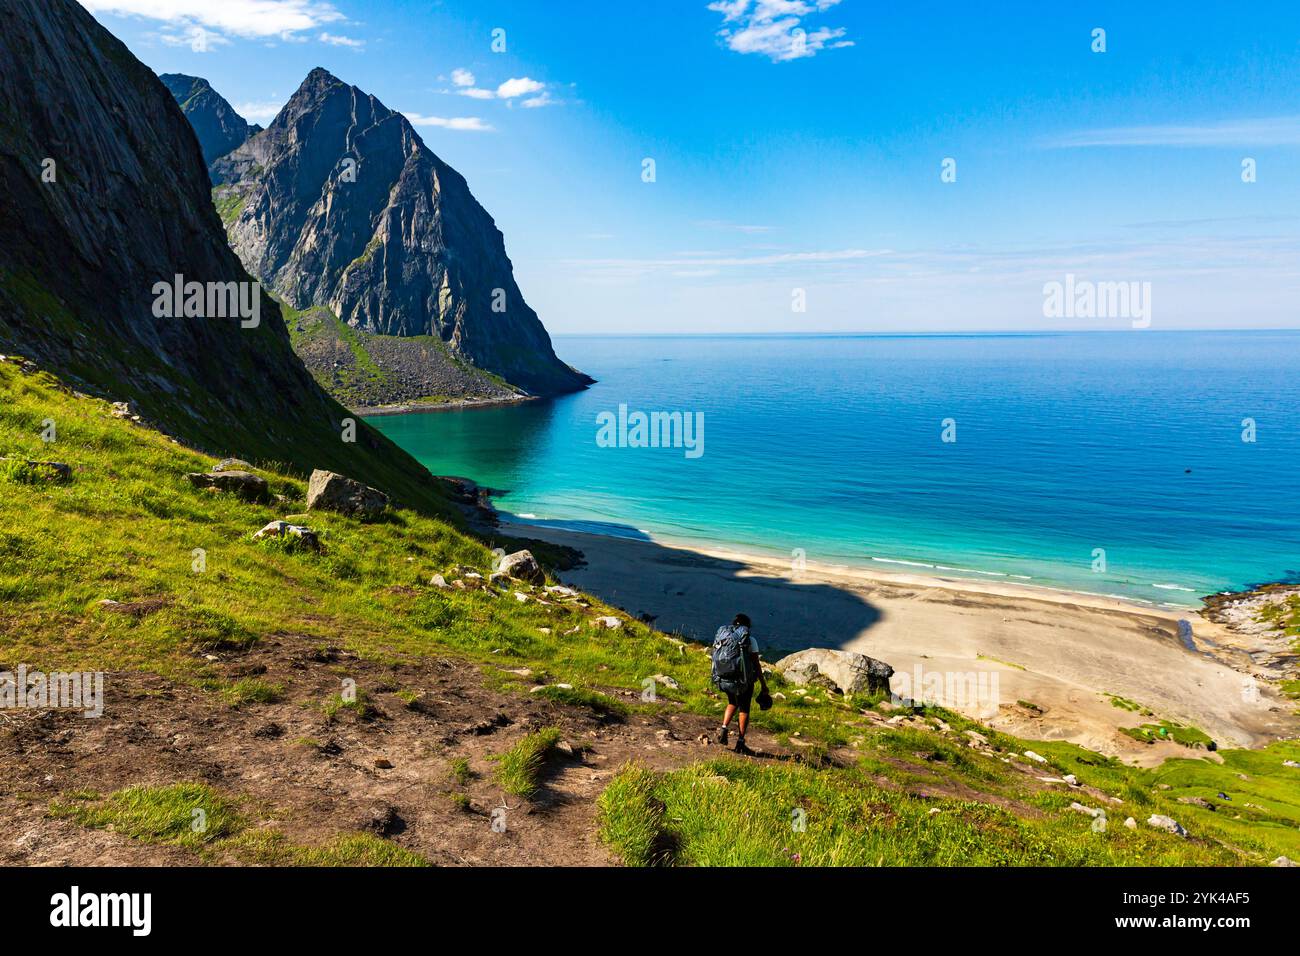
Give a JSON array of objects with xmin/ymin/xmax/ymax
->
[{"xmin": 710, "ymin": 624, "xmax": 751, "ymax": 693}]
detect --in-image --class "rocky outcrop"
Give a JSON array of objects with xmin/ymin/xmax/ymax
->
[
  {"xmin": 498, "ymin": 550, "xmax": 544, "ymax": 585},
  {"xmin": 186, "ymin": 470, "xmax": 268, "ymax": 501},
  {"xmin": 307, "ymin": 469, "xmax": 388, "ymax": 518},
  {"xmin": 773, "ymin": 648, "xmax": 894, "ymax": 696},
  {"xmin": 210, "ymin": 68, "xmax": 592, "ymax": 398},
  {"xmin": 159, "ymin": 73, "xmax": 261, "ymax": 167},
  {"xmin": 0, "ymin": 0, "xmax": 445, "ymax": 513}
]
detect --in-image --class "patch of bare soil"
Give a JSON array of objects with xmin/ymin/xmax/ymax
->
[{"xmin": 0, "ymin": 634, "xmax": 796, "ymax": 867}]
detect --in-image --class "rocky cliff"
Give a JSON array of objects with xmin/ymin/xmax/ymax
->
[
  {"xmin": 211, "ymin": 68, "xmax": 591, "ymax": 398},
  {"xmin": 0, "ymin": 0, "xmax": 445, "ymax": 510},
  {"xmin": 159, "ymin": 73, "xmax": 261, "ymax": 167}
]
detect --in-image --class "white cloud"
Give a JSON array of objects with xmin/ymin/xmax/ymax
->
[
  {"xmin": 1048, "ymin": 116, "xmax": 1300, "ymax": 148},
  {"xmin": 401, "ymin": 111, "xmax": 494, "ymax": 132},
  {"xmin": 495, "ymin": 77, "xmax": 544, "ymax": 99},
  {"xmin": 79, "ymin": 0, "xmax": 349, "ymax": 46},
  {"xmin": 707, "ymin": 0, "xmax": 853, "ymax": 62},
  {"xmin": 318, "ymin": 32, "xmax": 363, "ymax": 48},
  {"xmin": 447, "ymin": 74, "xmax": 559, "ymax": 107},
  {"xmin": 234, "ymin": 100, "xmax": 285, "ymax": 123}
]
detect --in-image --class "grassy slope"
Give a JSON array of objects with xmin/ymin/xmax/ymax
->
[
  {"xmin": 3, "ymin": 361, "xmax": 1298, "ymax": 866},
  {"xmin": 279, "ymin": 299, "xmax": 515, "ymax": 408},
  {"xmin": 1260, "ymin": 594, "xmax": 1300, "ymax": 698}
]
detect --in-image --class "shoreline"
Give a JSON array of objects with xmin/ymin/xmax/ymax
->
[
  {"xmin": 355, "ymin": 394, "xmax": 537, "ymax": 417},
  {"xmin": 498, "ymin": 516, "xmax": 1204, "ymax": 613},
  {"xmin": 498, "ymin": 518, "xmax": 1298, "ymax": 763}
]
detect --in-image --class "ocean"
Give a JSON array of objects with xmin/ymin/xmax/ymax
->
[{"xmin": 366, "ymin": 331, "xmax": 1300, "ymax": 608}]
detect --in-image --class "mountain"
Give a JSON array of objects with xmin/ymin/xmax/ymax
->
[
  {"xmin": 0, "ymin": 0, "xmax": 446, "ymax": 510},
  {"xmin": 159, "ymin": 73, "xmax": 261, "ymax": 167},
  {"xmin": 211, "ymin": 68, "xmax": 592, "ymax": 399}
]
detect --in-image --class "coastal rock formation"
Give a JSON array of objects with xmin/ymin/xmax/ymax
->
[
  {"xmin": 0, "ymin": 0, "xmax": 444, "ymax": 508},
  {"xmin": 210, "ymin": 68, "xmax": 592, "ymax": 398},
  {"xmin": 774, "ymin": 648, "xmax": 895, "ymax": 696},
  {"xmin": 159, "ymin": 73, "xmax": 261, "ymax": 167}
]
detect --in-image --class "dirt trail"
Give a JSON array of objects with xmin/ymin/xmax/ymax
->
[{"xmin": 0, "ymin": 634, "xmax": 800, "ymax": 867}]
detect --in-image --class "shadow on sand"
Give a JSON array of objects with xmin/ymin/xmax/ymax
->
[{"xmin": 492, "ymin": 516, "xmax": 881, "ymax": 658}]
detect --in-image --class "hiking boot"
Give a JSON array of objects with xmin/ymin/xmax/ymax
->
[
  {"xmin": 716, "ymin": 725, "xmax": 729, "ymax": 746},
  {"xmin": 734, "ymin": 736, "xmax": 753, "ymax": 756}
]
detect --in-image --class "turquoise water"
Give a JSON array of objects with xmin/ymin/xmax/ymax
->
[{"xmin": 367, "ymin": 332, "xmax": 1300, "ymax": 607}]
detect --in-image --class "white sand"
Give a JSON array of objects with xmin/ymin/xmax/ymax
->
[{"xmin": 511, "ymin": 523, "xmax": 1298, "ymax": 764}]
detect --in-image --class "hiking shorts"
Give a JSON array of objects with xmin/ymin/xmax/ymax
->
[{"xmin": 725, "ymin": 683, "xmax": 754, "ymax": 711}]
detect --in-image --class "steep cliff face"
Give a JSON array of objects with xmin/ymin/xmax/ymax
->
[
  {"xmin": 159, "ymin": 73, "xmax": 261, "ymax": 167},
  {"xmin": 0, "ymin": 0, "xmax": 445, "ymax": 509},
  {"xmin": 211, "ymin": 68, "xmax": 591, "ymax": 397}
]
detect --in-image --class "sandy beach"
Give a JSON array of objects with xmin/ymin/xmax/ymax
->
[{"xmin": 508, "ymin": 522, "xmax": 1298, "ymax": 764}]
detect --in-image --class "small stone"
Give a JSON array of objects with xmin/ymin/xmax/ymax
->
[
  {"xmin": 513, "ymin": 591, "xmax": 529, "ymax": 603},
  {"xmin": 1070, "ymin": 802, "xmax": 1104, "ymax": 818},
  {"xmin": 430, "ymin": 574, "xmax": 448, "ymax": 588},
  {"xmin": 1147, "ymin": 814, "xmax": 1187, "ymax": 837},
  {"xmin": 252, "ymin": 520, "xmax": 320, "ymax": 551},
  {"xmin": 592, "ymin": 616, "xmax": 623, "ymax": 630},
  {"xmin": 648, "ymin": 674, "xmax": 680, "ymax": 690},
  {"xmin": 1271, "ymin": 856, "xmax": 1296, "ymax": 867},
  {"xmin": 374, "ymin": 758, "xmax": 393, "ymax": 769},
  {"xmin": 1023, "ymin": 751, "xmax": 1048, "ymax": 764},
  {"xmin": 1062, "ymin": 774, "xmax": 1079, "ymax": 787},
  {"xmin": 1124, "ymin": 817, "xmax": 1137, "ymax": 830}
]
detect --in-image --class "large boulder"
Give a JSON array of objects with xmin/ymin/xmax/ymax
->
[
  {"xmin": 498, "ymin": 549, "xmax": 544, "ymax": 584},
  {"xmin": 186, "ymin": 469, "xmax": 267, "ymax": 501},
  {"xmin": 773, "ymin": 648, "xmax": 894, "ymax": 696},
  {"xmin": 306, "ymin": 469, "xmax": 388, "ymax": 518}
]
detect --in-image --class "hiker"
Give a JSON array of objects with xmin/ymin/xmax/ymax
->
[{"xmin": 711, "ymin": 613, "xmax": 770, "ymax": 754}]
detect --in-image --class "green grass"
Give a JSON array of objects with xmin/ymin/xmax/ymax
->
[
  {"xmin": 530, "ymin": 684, "xmax": 630, "ymax": 717},
  {"xmin": 49, "ymin": 783, "xmax": 241, "ymax": 849},
  {"xmin": 211, "ymin": 189, "xmax": 246, "ymax": 226},
  {"xmin": 221, "ymin": 830, "xmax": 429, "ymax": 866},
  {"xmin": 1258, "ymin": 593, "xmax": 1300, "ymax": 699},
  {"xmin": 596, "ymin": 763, "xmax": 667, "ymax": 866},
  {"xmin": 495, "ymin": 727, "xmax": 563, "ymax": 798},
  {"xmin": 448, "ymin": 757, "xmax": 474, "ymax": 786},
  {"xmin": 598, "ymin": 759, "xmax": 1240, "ymax": 867},
  {"xmin": 1121, "ymin": 720, "xmax": 1214, "ymax": 748},
  {"xmin": 219, "ymin": 677, "xmax": 284, "ymax": 707},
  {"xmin": 50, "ymin": 783, "xmax": 427, "ymax": 865}
]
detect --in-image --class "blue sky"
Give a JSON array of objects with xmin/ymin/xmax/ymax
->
[{"xmin": 80, "ymin": 0, "xmax": 1300, "ymax": 333}]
